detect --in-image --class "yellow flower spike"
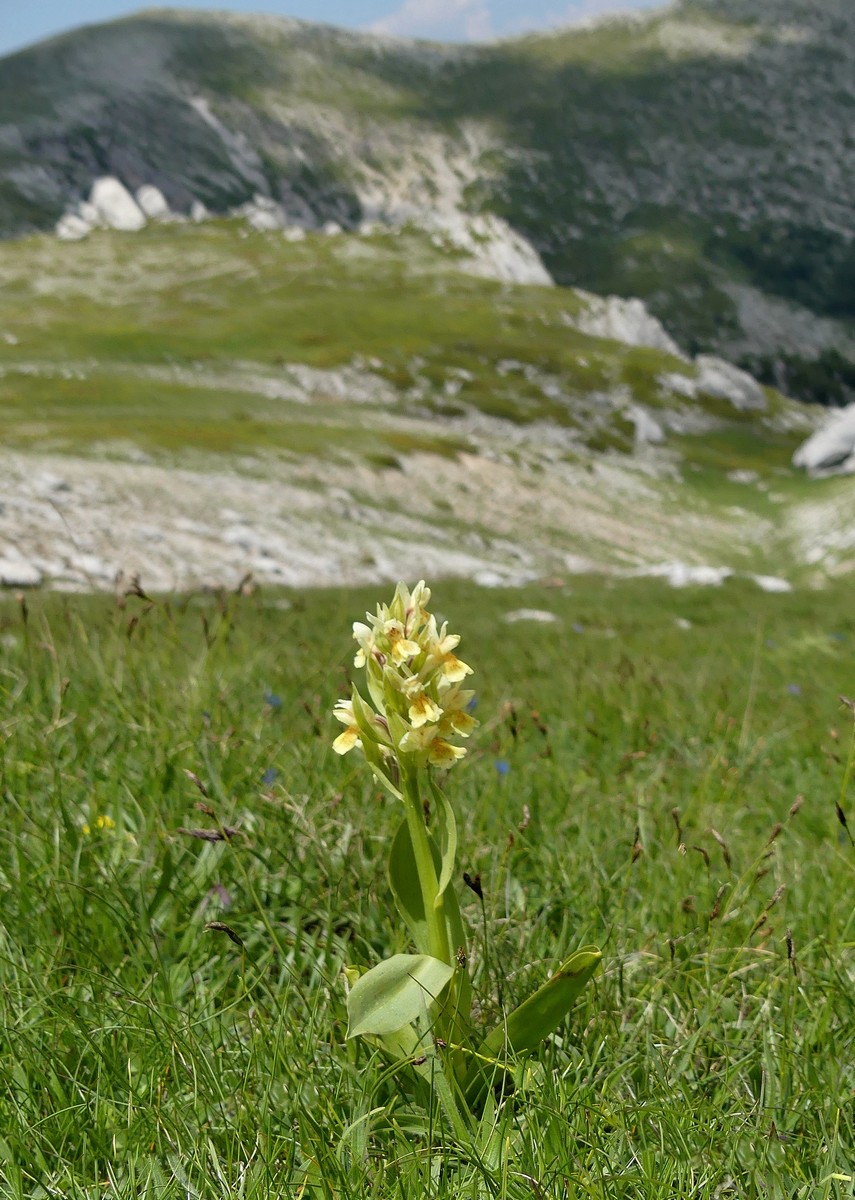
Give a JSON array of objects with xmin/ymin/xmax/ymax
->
[
  {"xmin": 335, "ymin": 580, "xmax": 472, "ymax": 772},
  {"xmin": 83, "ymin": 814, "xmax": 117, "ymax": 835}
]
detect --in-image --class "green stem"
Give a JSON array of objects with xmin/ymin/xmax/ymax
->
[{"xmin": 401, "ymin": 764, "xmax": 451, "ymax": 966}]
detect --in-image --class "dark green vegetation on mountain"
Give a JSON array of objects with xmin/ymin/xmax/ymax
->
[{"xmin": 2, "ymin": 0, "xmax": 854, "ymax": 402}]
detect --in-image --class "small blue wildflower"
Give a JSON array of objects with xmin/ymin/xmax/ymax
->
[
  {"xmin": 262, "ymin": 767, "xmax": 279, "ymax": 785},
  {"xmin": 495, "ymin": 759, "xmax": 511, "ymax": 777},
  {"xmin": 787, "ymin": 683, "xmax": 802, "ymax": 696},
  {"xmin": 572, "ymin": 623, "xmax": 585, "ymax": 634},
  {"xmin": 830, "ymin": 632, "xmax": 846, "ymax": 643},
  {"xmin": 765, "ymin": 639, "xmax": 777, "ymax": 650},
  {"xmin": 264, "ymin": 691, "xmax": 283, "ymax": 710},
  {"xmin": 466, "ymin": 696, "xmax": 478, "ymax": 713}
]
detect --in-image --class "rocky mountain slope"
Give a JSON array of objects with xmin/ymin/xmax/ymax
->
[
  {"xmin": 1, "ymin": 1, "xmax": 854, "ymax": 403},
  {"xmin": 2, "ymin": 217, "xmax": 847, "ymax": 593}
]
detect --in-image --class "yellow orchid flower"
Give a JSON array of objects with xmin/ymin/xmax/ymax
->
[
  {"xmin": 332, "ymin": 699, "xmax": 361, "ymax": 756},
  {"xmin": 334, "ymin": 581, "xmax": 476, "ymax": 772}
]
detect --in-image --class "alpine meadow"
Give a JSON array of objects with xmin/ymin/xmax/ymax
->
[{"xmin": 0, "ymin": 0, "xmax": 854, "ymax": 1196}]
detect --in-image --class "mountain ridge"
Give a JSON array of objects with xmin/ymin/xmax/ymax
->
[{"xmin": 1, "ymin": 1, "xmax": 854, "ymax": 403}]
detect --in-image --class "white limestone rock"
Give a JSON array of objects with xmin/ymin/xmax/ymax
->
[
  {"xmin": 660, "ymin": 355, "xmax": 767, "ymax": 411},
  {"xmin": 190, "ymin": 199, "xmax": 209, "ymax": 222},
  {"xmin": 751, "ymin": 574, "xmax": 792, "ymax": 593},
  {"xmin": 235, "ymin": 193, "xmax": 286, "ymax": 232},
  {"xmin": 135, "ymin": 184, "xmax": 170, "ymax": 220},
  {"xmin": 793, "ymin": 403, "xmax": 855, "ymax": 474},
  {"xmin": 628, "ymin": 406, "xmax": 665, "ymax": 446},
  {"xmin": 638, "ymin": 562, "xmax": 733, "ymax": 587},
  {"xmin": 90, "ymin": 177, "xmax": 146, "ymax": 232},
  {"xmin": 572, "ymin": 293, "xmax": 682, "ymax": 356},
  {"xmin": 426, "ymin": 212, "xmax": 553, "ymax": 287},
  {"xmin": 0, "ymin": 554, "xmax": 42, "ymax": 587},
  {"xmin": 502, "ymin": 608, "xmax": 559, "ymax": 624},
  {"xmin": 79, "ymin": 201, "xmax": 101, "ymax": 225},
  {"xmin": 694, "ymin": 355, "xmax": 767, "ymax": 412},
  {"xmin": 56, "ymin": 213, "xmax": 92, "ymax": 241}
]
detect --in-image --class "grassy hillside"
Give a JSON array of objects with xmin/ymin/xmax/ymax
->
[
  {"xmin": 0, "ymin": 219, "xmax": 797, "ymax": 463},
  {"xmin": 1, "ymin": 1, "xmax": 854, "ymax": 401},
  {"xmin": 0, "ymin": 574, "xmax": 852, "ymax": 1197},
  {"xmin": 2, "ymin": 218, "xmax": 833, "ymax": 590}
]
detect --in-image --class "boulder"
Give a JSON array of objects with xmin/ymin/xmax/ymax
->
[
  {"xmin": 135, "ymin": 184, "xmax": 170, "ymax": 219},
  {"xmin": 90, "ymin": 177, "xmax": 146, "ymax": 231},
  {"xmin": 628, "ymin": 405, "xmax": 665, "ymax": 446},
  {"xmin": 573, "ymin": 292, "xmax": 681, "ymax": 356},
  {"xmin": 793, "ymin": 403, "xmax": 855, "ymax": 473},
  {"xmin": 0, "ymin": 556, "xmax": 42, "ymax": 587},
  {"xmin": 751, "ymin": 574, "xmax": 792, "ymax": 593},
  {"xmin": 694, "ymin": 355, "xmax": 767, "ymax": 411},
  {"xmin": 502, "ymin": 608, "xmax": 559, "ymax": 624},
  {"xmin": 426, "ymin": 212, "xmax": 554, "ymax": 287},
  {"xmin": 56, "ymin": 213, "xmax": 92, "ymax": 241}
]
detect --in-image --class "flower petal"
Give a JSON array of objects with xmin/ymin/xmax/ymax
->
[
  {"xmin": 333, "ymin": 727, "xmax": 361, "ymax": 755},
  {"xmin": 428, "ymin": 739, "xmax": 466, "ymax": 768},
  {"xmin": 408, "ymin": 692, "xmax": 442, "ymax": 728}
]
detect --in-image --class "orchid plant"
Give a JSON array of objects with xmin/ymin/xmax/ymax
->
[{"xmin": 334, "ymin": 581, "xmax": 600, "ymax": 1122}]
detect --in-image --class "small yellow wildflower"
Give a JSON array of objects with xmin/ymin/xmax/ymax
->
[{"xmin": 82, "ymin": 814, "xmax": 116, "ymax": 835}]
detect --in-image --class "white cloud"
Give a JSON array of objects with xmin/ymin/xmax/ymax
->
[
  {"xmin": 369, "ymin": 0, "xmax": 493, "ymax": 41},
  {"xmin": 544, "ymin": 0, "xmax": 663, "ymax": 27},
  {"xmin": 496, "ymin": 0, "xmax": 663, "ymax": 37}
]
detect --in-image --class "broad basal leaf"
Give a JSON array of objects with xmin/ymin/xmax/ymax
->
[
  {"xmin": 481, "ymin": 945, "xmax": 601, "ymax": 1056},
  {"xmin": 346, "ymin": 953, "xmax": 454, "ymax": 1040},
  {"xmin": 463, "ymin": 945, "xmax": 601, "ymax": 1101}
]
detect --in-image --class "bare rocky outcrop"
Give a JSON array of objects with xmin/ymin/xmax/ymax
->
[
  {"xmin": 793, "ymin": 404, "xmax": 855, "ymax": 475},
  {"xmin": 570, "ymin": 293, "xmax": 681, "ymax": 356}
]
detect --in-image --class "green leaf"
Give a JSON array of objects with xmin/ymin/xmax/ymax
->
[
  {"xmin": 389, "ymin": 817, "xmax": 431, "ymax": 952},
  {"xmin": 482, "ymin": 945, "xmax": 601, "ymax": 1056},
  {"xmin": 463, "ymin": 945, "xmax": 601, "ymax": 1102},
  {"xmin": 346, "ymin": 953, "xmax": 454, "ymax": 1040},
  {"xmin": 350, "ymin": 687, "xmax": 383, "ymax": 745},
  {"xmin": 429, "ymin": 777, "xmax": 457, "ymax": 901},
  {"xmin": 388, "ymin": 815, "xmax": 472, "ymax": 1040}
]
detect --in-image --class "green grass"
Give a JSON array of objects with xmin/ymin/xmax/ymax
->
[
  {"xmin": 0, "ymin": 370, "xmax": 472, "ymax": 463},
  {"xmin": 0, "ymin": 222, "xmax": 801, "ymax": 470},
  {"xmin": 0, "ymin": 576, "xmax": 853, "ymax": 1197}
]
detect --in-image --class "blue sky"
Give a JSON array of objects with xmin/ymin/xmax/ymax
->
[{"xmin": 1, "ymin": 0, "xmax": 663, "ymax": 57}]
